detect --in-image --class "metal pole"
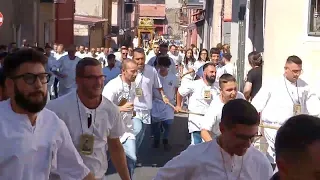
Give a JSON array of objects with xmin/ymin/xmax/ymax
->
[{"xmin": 103, "ymin": 0, "xmax": 112, "ymax": 48}]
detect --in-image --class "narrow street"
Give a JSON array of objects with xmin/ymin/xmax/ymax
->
[{"xmin": 106, "ymin": 114, "xmax": 190, "ymax": 180}]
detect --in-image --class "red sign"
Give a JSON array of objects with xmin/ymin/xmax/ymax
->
[{"xmin": 0, "ymin": 12, "xmax": 3, "ymax": 27}]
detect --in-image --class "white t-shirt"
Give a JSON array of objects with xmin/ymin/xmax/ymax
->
[
  {"xmin": 155, "ymin": 139, "xmax": 273, "ymax": 180},
  {"xmin": 223, "ymin": 63, "xmax": 236, "ymax": 77},
  {"xmin": 0, "ymin": 100, "xmax": 90, "ymax": 180},
  {"xmin": 151, "ymin": 72, "xmax": 179, "ymax": 121},
  {"xmin": 201, "ymin": 92, "xmax": 245, "ymax": 136},
  {"xmin": 46, "ymin": 90, "xmax": 125, "ymax": 179},
  {"xmin": 181, "ymin": 60, "xmax": 196, "ymax": 80},
  {"xmin": 178, "ymin": 79, "xmax": 220, "ymax": 133},
  {"xmin": 134, "ymin": 65, "xmax": 162, "ymax": 124},
  {"xmin": 52, "ymin": 55, "xmax": 81, "ymax": 89},
  {"xmin": 194, "ymin": 60, "xmax": 205, "ymax": 73},
  {"xmin": 102, "ymin": 75, "xmax": 136, "ymax": 143},
  {"xmin": 75, "ymin": 51, "xmax": 88, "ymax": 59},
  {"xmin": 168, "ymin": 52, "xmax": 182, "ymax": 66}
]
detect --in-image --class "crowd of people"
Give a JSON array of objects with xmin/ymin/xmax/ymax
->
[{"xmin": 0, "ymin": 40, "xmax": 320, "ymax": 180}]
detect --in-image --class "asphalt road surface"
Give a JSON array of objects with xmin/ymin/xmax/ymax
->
[{"xmin": 105, "ymin": 114, "xmax": 190, "ymax": 180}]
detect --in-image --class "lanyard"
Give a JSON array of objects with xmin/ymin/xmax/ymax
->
[
  {"xmin": 136, "ymin": 70, "xmax": 144, "ymax": 88},
  {"xmin": 76, "ymin": 94, "xmax": 97, "ymax": 135},
  {"xmin": 284, "ymin": 76, "xmax": 300, "ymax": 104}
]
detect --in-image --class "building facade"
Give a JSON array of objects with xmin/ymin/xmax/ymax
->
[
  {"xmin": 179, "ymin": 0, "xmax": 205, "ymax": 48},
  {"xmin": 0, "ymin": 0, "xmax": 55, "ymax": 47}
]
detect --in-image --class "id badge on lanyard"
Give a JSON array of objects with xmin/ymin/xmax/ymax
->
[{"xmin": 203, "ymin": 90, "xmax": 211, "ymax": 100}]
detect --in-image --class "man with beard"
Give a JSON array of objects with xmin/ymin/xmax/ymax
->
[
  {"xmin": 102, "ymin": 54, "xmax": 121, "ymax": 85},
  {"xmin": 201, "ymin": 74, "xmax": 245, "ymax": 141},
  {"xmin": 103, "ymin": 59, "xmax": 138, "ymax": 179},
  {"xmin": 155, "ymin": 99, "xmax": 273, "ymax": 180},
  {"xmin": 47, "ymin": 58, "xmax": 130, "ymax": 180},
  {"xmin": 176, "ymin": 62, "xmax": 219, "ymax": 145},
  {"xmin": 0, "ymin": 49, "xmax": 94, "ymax": 180}
]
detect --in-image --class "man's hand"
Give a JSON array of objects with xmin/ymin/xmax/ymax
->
[
  {"xmin": 162, "ymin": 95, "xmax": 170, "ymax": 104},
  {"xmin": 119, "ymin": 102, "xmax": 134, "ymax": 112},
  {"xmin": 174, "ymin": 106, "xmax": 182, "ymax": 113}
]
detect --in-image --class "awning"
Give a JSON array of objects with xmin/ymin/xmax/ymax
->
[
  {"xmin": 74, "ymin": 15, "xmax": 106, "ymax": 25},
  {"xmin": 139, "ymin": 16, "xmax": 166, "ymax": 20}
]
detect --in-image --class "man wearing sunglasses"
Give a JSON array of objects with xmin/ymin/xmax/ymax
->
[
  {"xmin": 252, "ymin": 55, "xmax": 320, "ymax": 169},
  {"xmin": 155, "ymin": 99, "xmax": 273, "ymax": 180},
  {"xmin": 0, "ymin": 49, "xmax": 95, "ymax": 180},
  {"xmin": 201, "ymin": 73, "xmax": 245, "ymax": 142},
  {"xmin": 47, "ymin": 57, "xmax": 130, "ymax": 180}
]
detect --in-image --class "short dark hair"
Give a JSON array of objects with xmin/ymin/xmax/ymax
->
[
  {"xmin": 219, "ymin": 73, "xmax": 236, "ymax": 88},
  {"xmin": 3, "ymin": 48, "xmax": 47, "ymax": 77},
  {"xmin": 275, "ymin": 115, "xmax": 320, "ymax": 163},
  {"xmin": 202, "ymin": 62, "xmax": 216, "ymax": 71},
  {"xmin": 286, "ymin": 55, "xmax": 302, "ymax": 65},
  {"xmin": 160, "ymin": 43, "xmax": 169, "ymax": 48},
  {"xmin": 107, "ymin": 54, "xmax": 116, "ymax": 60},
  {"xmin": 157, "ymin": 55, "xmax": 171, "ymax": 67},
  {"xmin": 133, "ymin": 48, "xmax": 145, "ymax": 57},
  {"xmin": 76, "ymin": 57, "xmax": 101, "ymax": 77},
  {"xmin": 169, "ymin": 44, "xmax": 176, "ymax": 49},
  {"xmin": 210, "ymin": 48, "xmax": 220, "ymax": 55},
  {"xmin": 221, "ymin": 99, "xmax": 259, "ymax": 128},
  {"xmin": 223, "ymin": 53, "xmax": 232, "ymax": 61}
]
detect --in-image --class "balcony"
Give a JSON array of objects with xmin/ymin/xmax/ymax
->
[{"xmin": 181, "ymin": 0, "xmax": 204, "ymax": 7}]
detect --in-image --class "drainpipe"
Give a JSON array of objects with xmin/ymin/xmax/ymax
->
[{"xmin": 221, "ymin": 0, "xmax": 225, "ymax": 43}]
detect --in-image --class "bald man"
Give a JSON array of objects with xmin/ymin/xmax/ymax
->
[{"xmin": 103, "ymin": 59, "xmax": 139, "ymax": 179}]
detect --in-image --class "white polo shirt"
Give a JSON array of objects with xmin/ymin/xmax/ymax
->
[
  {"xmin": 134, "ymin": 64, "xmax": 162, "ymax": 124},
  {"xmin": 103, "ymin": 75, "xmax": 136, "ymax": 143},
  {"xmin": 46, "ymin": 90, "xmax": 125, "ymax": 179},
  {"xmin": 178, "ymin": 79, "xmax": 219, "ymax": 133},
  {"xmin": 0, "ymin": 100, "xmax": 90, "ymax": 180},
  {"xmin": 151, "ymin": 72, "xmax": 179, "ymax": 121},
  {"xmin": 201, "ymin": 92, "xmax": 245, "ymax": 136}
]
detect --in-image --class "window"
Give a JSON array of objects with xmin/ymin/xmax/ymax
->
[{"xmin": 309, "ymin": 0, "xmax": 320, "ymax": 35}]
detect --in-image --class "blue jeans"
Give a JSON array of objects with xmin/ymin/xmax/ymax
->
[
  {"xmin": 107, "ymin": 139, "xmax": 137, "ymax": 180},
  {"xmin": 191, "ymin": 131, "xmax": 203, "ymax": 145},
  {"xmin": 151, "ymin": 119, "xmax": 173, "ymax": 141},
  {"xmin": 123, "ymin": 139, "xmax": 136, "ymax": 179},
  {"xmin": 133, "ymin": 118, "xmax": 147, "ymax": 150}
]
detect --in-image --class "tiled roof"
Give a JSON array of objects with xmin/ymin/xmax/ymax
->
[{"xmin": 139, "ymin": 4, "xmax": 166, "ymax": 18}]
